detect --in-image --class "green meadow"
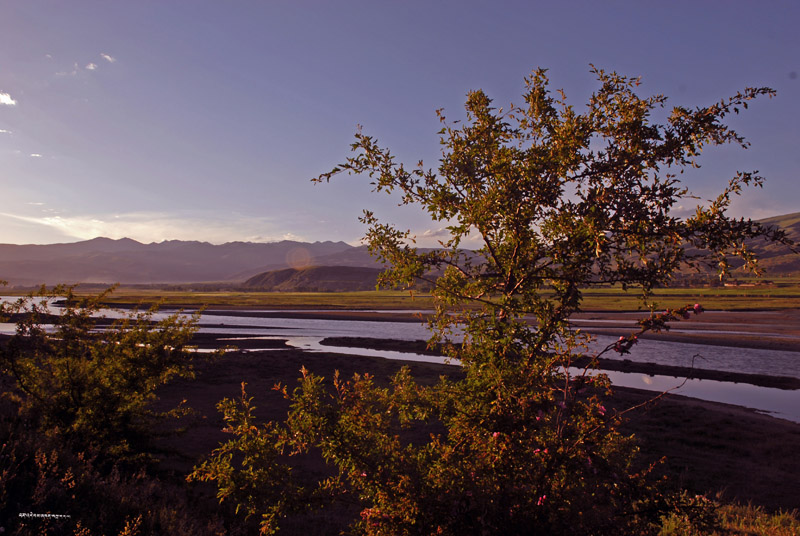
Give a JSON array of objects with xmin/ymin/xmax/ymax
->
[{"xmin": 49, "ymin": 278, "xmax": 800, "ymax": 311}]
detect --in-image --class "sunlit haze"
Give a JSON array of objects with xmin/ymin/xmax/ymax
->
[{"xmin": 2, "ymin": 1, "xmax": 798, "ymax": 246}]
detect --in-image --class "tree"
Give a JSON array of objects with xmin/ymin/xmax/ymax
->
[{"xmin": 192, "ymin": 67, "xmax": 785, "ymax": 534}]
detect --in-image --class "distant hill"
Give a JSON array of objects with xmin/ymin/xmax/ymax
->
[
  {"xmin": 243, "ymin": 266, "xmax": 383, "ymax": 292},
  {"xmin": 228, "ymin": 245, "xmax": 380, "ymax": 281},
  {"xmin": 0, "ymin": 238, "xmax": 354, "ymax": 286},
  {"xmin": 663, "ymin": 212, "xmax": 800, "ymax": 284},
  {"xmin": 739, "ymin": 212, "xmax": 800, "ymax": 275}
]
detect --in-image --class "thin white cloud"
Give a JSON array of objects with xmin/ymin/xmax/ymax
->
[
  {"xmin": 423, "ymin": 227, "xmax": 482, "ymax": 248},
  {"xmin": 412, "ymin": 225, "xmax": 484, "ymax": 248},
  {"xmin": 29, "ymin": 153, "xmax": 42, "ymax": 158},
  {"xmin": 86, "ymin": 63, "xmax": 98, "ymax": 70},
  {"xmin": 56, "ymin": 63, "xmax": 79, "ymax": 77},
  {"xmin": 0, "ymin": 92, "xmax": 17, "ymax": 106},
  {"xmin": 100, "ymin": 53, "xmax": 116, "ymax": 63},
  {"xmin": 0, "ymin": 129, "xmax": 10, "ymax": 134},
  {"xmin": 422, "ymin": 228, "xmax": 449, "ymax": 238},
  {"xmin": 45, "ymin": 54, "xmax": 53, "ymax": 59},
  {"xmin": 26, "ymin": 202, "xmax": 45, "ymax": 206},
  {"xmin": 0, "ymin": 211, "xmax": 300, "ymax": 245}
]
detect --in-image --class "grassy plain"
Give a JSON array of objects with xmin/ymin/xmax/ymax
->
[
  {"xmin": 47, "ymin": 278, "xmax": 800, "ymax": 311},
  {"xmin": 95, "ymin": 289, "xmax": 438, "ymax": 310}
]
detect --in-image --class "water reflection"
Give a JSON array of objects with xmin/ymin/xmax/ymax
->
[
  {"xmin": 588, "ymin": 335, "xmax": 800, "ymax": 379},
  {"xmin": 195, "ymin": 314, "xmax": 800, "ymax": 380},
  {"xmin": 222, "ymin": 333, "xmax": 800, "ymax": 423},
  {"xmin": 2, "ymin": 299, "xmax": 798, "ymax": 422},
  {"xmin": 597, "ymin": 369, "xmax": 800, "ymax": 423}
]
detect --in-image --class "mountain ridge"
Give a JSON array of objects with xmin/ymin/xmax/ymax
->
[
  {"xmin": 0, "ymin": 238, "xmax": 357, "ymax": 286},
  {"xmin": 1, "ymin": 213, "xmax": 797, "ymax": 287}
]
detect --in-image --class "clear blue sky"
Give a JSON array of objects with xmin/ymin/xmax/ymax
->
[{"xmin": 1, "ymin": 1, "xmax": 798, "ymax": 245}]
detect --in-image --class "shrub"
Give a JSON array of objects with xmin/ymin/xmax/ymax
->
[
  {"xmin": 0, "ymin": 286, "xmax": 236, "ymax": 534},
  {"xmin": 1, "ymin": 286, "xmax": 199, "ymax": 461}
]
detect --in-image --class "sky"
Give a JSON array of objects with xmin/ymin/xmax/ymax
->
[{"xmin": 1, "ymin": 1, "xmax": 798, "ymax": 246}]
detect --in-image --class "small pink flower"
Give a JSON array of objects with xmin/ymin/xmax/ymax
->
[
  {"xmin": 360, "ymin": 472, "xmax": 367, "ymax": 478},
  {"xmin": 693, "ymin": 303, "xmax": 704, "ymax": 314},
  {"xmin": 598, "ymin": 405, "xmax": 606, "ymax": 415},
  {"xmin": 492, "ymin": 432, "xmax": 500, "ymax": 438},
  {"xmin": 537, "ymin": 495, "xmax": 547, "ymax": 506}
]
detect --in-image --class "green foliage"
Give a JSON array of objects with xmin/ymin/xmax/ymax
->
[
  {"xmin": 0, "ymin": 285, "xmax": 200, "ymax": 460},
  {"xmin": 0, "ymin": 286, "xmax": 235, "ymax": 534},
  {"xmin": 193, "ymin": 68, "xmax": 782, "ymax": 534},
  {"xmin": 190, "ymin": 382, "xmax": 304, "ymax": 533}
]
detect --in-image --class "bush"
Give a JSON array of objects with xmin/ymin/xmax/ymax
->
[
  {"xmin": 0, "ymin": 286, "xmax": 231, "ymax": 534},
  {"xmin": 0, "ymin": 426, "xmax": 228, "ymax": 535},
  {"xmin": 1, "ymin": 286, "xmax": 199, "ymax": 461}
]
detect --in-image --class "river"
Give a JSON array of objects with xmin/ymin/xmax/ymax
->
[{"xmin": 2, "ymin": 300, "xmax": 799, "ymax": 422}]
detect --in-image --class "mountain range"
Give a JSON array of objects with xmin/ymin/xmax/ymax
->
[
  {"xmin": 0, "ymin": 213, "xmax": 797, "ymax": 288},
  {"xmin": 0, "ymin": 238, "xmax": 376, "ymax": 287}
]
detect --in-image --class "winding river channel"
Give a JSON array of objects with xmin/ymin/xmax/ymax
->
[
  {"xmin": 192, "ymin": 308, "xmax": 800, "ymax": 423},
  {"xmin": 3, "ymin": 300, "xmax": 799, "ymax": 422}
]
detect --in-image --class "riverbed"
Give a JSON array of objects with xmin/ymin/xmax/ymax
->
[
  {"xmin": 185, "ymin": 308, "xmax": 800, "ymax": 422},
  {"xmin": 3, "ymin": 299, "xmax": 799, "ymax": 422}
]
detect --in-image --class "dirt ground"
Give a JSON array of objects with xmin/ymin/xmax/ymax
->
[{"xmin": 155, "ymin": 331, "xmax": 800, "ymax": 513}]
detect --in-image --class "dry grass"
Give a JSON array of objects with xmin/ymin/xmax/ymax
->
[{"xmin": 660, "ymin": 502, "xmax": 800, "ymax": 535}]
